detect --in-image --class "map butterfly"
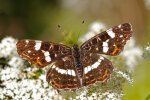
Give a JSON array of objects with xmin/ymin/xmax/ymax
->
[{"xmin": 16, "ymin": 23, "xmax": 132, "ymax": 92}]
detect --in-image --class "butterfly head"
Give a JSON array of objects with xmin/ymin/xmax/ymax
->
[
  {"xmin": 73, "ymin": 44, "xmax": 80, "ymax": 57},
  {"xmin": 73, "ymin": 44, "xmax": 79, "ymax": 50}
]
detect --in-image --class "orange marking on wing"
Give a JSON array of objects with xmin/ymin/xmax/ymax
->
[
  {"xmin": 52, "ymin": 80, "xmax": 77, "ymax": 88},
  {"xmin": 36, "ymin": 59, "xmax": 43, "ymax": 66},
  {"xmin": 98, "ymin": 69, "xmax": 108, "ymax": 79},
  {"xmin": 67, "ymin": 84, "xmax": 77, "ymax": 86},
  {"xmin": 112, "ymin": 45, "xmax": 118, "ymax": 54},
  {"xmin": 67, "ymin": 84, "xmax": 73, "ymax": 86},
  {"xmin": 86, "ymin": 78, "xmax": 96, "ymax": 84},
  {"xmin": 52, "ymin": 80, "xmax": 62, "ymax": 87}
]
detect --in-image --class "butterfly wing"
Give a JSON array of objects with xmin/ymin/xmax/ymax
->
[
  {"xmin": 46, "ymin": 55, "xmax": 81, "ymax": 92},
  {"xmin": 81, "ymin": 52, "xmax": 113, "ymax": 87},
  {"xmin": 16, "ymin": 40, "xmax": 72, "ymax": 68},
  {"xmin": 80, "ymin": 23, "xmax": 132, "ymax": 56}
]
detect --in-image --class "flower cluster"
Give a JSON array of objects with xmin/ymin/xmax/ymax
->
[
  {"xmin": 121, "ymin": 38, "xmax": 143, "ymax": 72},
  {"xmin": 0, "ymin": 37, "xmax": 62, "ymax": 100},
  {"xmin": 0, "ymin": 37, "xmax": 18, "ymax": 58},
  {"xmin": 0, "ymin": 22, "xmax": 140, "ymax": 100},
  {"xmin": 143, "ymin": 43, "xmax": 150, "ymax": 59}
]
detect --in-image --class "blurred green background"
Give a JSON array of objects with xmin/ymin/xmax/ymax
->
[{"xmin": 0, "ymin": 0, "xmax": 150, "ymax": 100}]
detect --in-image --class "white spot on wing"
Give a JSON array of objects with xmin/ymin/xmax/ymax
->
[
  {"xmin": 88, "ymin": 65, "xmax": 92, "ymax": 71},
  {"xmin": 106, "ymin": 29, "xmax": 115, "ymax": 38},
  {"xmin": 68, "ymin": 70, "xmax": 72, "ymax": 75},
  {"xmin": 96, "ymin": 47, "xmax": 98, "ymax": 50},
  {"xmin": 56, "ymin": 67, "xmax": 58, "ymax": 71},
  {"xmin": 85, "ymin": 66, "xmax": 91, "ymax": 73},
  {"xmin": 27, "ymin": 50, "xmax": 31, "ymax": 53},
  {"xmin": 67, "ymin": 70, "xmax": 76, "ymax": 76},
  {"xmin": 54, "ymin": 66, "xmax": 76, "ymax": 76},
  {"xmin": 98, "ymin": 59, "xmax": 102, "ymax": 62},
  {"xmin": 25, "ymin": 40, "xmax": 29, "ymax": 44},
  {"xmin": 71, "ymin": 70, "xmax": 76, "ymax": 76},
  {"xmin": 84, "ymin": 67, "xmax": 88, "ymax": 74},
  {"xmin": 41, "ymin": 50, "xmax": 45, "ymax": 53},
  {"xmin": 92, "ymin": 62, "xmax": 100, "ymax": 69},
  {"xmin": 84, "ymin": 56, "xmax": 104, "ymax": 74},
  {"xmin": 44, "ymin": 51, "xmax": 50, "ymax": 56},
  {"xmin": 58, "ymin": 69, "xmax": 66, "ymax": 74},
  {"xmin": 118, "ymin": 24, "xmax": 122, "ymax": 28},
  {"xmin": 62, "ymin": 58, "xmax": 66, "ymax": 61},
  {"xmin": 45, "ymin": 56, "xmax": 51, "ymax": 62},
  {"xmin": 103, "ymin": 42, "xmax": 108, "ymax": 46},
  {"xmin": 55, "ymin": 54, "xmax": 57, "ymax": 57},
  {"xmin": 52, "ymin": 65, "xmax": 56, "ymax": 69},
  {"xmin": 120, "ymin": 35, "xmax": 123, "ymax": 37},
  {"xmin": 103, "ymin": 47, "xmax": 109, "ymax": 53},
  {"xmin": 106, "ymin": 39, "xmax": 109, "ymax": 42},
  {"xmin": 35, "ymin": 42, "xmax": 41, "ymax": 50},
  {"xmin": 100, "ymin": 56, "xmax": 104, "ymax": 60}
]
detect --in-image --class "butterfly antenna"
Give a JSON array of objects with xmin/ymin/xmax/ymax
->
[{"xmin": 76, "ymin": 20, "xmax": 85, "ymax": 43}]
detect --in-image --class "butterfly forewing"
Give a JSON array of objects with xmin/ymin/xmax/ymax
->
[
  {"xmin": 46, "ymin": 55, "xmax": 81, "ymax": 92},
  {"xmin": 16, "ymin": 40, "xmax": 72, "ymax": 68},
  {"xmin": 81, "ymin": 52, "xmax": 113, "ymax": 87},
  {"xmin": 80, "ymin": 23, "xmax": 132, "ymax": 56}
]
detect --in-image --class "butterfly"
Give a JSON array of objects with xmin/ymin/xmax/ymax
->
[{"xmin": 16, "ymin": 23, "xmax": 132, "ymax": 92}]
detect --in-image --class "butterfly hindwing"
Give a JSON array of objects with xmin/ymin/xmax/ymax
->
[
  {"xmin": 80, "ymin": 23, "xmax": 132, "ymax": 56},
  {"xmin": 46, "ymin": 55, "xmax": 81, "ymax": 92},
  {"xmin": 81, "ymin": 52, "xmax": 113, "ymax": 87},
  {"xmin": 16, "ymin": 40, "xmax": 72, "ymax": 68}
]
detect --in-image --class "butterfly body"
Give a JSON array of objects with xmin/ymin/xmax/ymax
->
[
  {"xmin": 72, "ymin": 44, "xmax": 83, "ymax": 78},
  {"xmin": 16, "ymin": 23, "xmax": 132, "ymax": 92}
]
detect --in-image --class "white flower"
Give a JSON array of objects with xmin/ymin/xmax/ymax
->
[
  {"xmin": 6, "ymin": 89, "xmax": 14, "ymax": 97},
  {"xmin": 8, "ymin": 56, "xmax": 24, "ymax": 68},
  {"xmin": 76, "ymin": 90, "xmax": 87, "ymax": 100},
  {"xmin": 0, "ymin": 67, "xmax": 20, "ymax": 81},
  {"xmin": 143, "ymin": 45, "xmax": 150, "ymax": 59},
  {"xmin": 90, "ymin": 22, "xmax": 106, "ymax": 33},
  {"xmin": 116, "ymin": 71, "xmax": 133, "ymax": 86},
  {"xmin": 0, "ymin": 37, "xmax": 17, "ymax": 58},
  {"xmin": 145, "ymin": 0, "xmax": 150, "ymax": 10},
  {"xmin": 121, "ymin": 38, "xmax": 143, "ymax": 72},
  {"xmin": 145, "ymin": 45, "xmax": 150, "ymax": 51},
  {"xmin": 0, "ymin": 33, "xmax": 136, "ymax": 99},
  {"xmin": 79, "ymin": 31, "xmax": 95, "ymax": 43},
  {"xmin": 0, "ymin": 36, "xmax": 58, "ymax": 99}
]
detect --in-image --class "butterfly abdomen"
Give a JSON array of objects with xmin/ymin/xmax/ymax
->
[{"xmin": 73, "ymin": 44, "xmax": 83, "ymax": 78}]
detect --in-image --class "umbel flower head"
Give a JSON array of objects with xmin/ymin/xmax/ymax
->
[{"xmin": 0, "ymin": 21, "xmax": 138, "ymax": 100}]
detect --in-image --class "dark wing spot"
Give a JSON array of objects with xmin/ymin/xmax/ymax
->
[
  {"xmin": 27, "ymin": 41, "xmax": 36, "ymax": 48},
  {"xmin": 122, "ymin": 23, "xmax": 131, "ymax": 32},
  {"xmin": 54, "ymin": 45, "xmax": 59, "ymax": 51},
  {"xmin": 41, "ymin": 42, "xmax": 51, "ymax": 51},
  {"xmin": 91, "ymin": 38, "xmax": 97, "ymax": 45},
  {"xmin": 50, "ymin": 53, "xmax": 55, "ymax": 59},
  {"xmin": 99, "ymin": 31, "xmax": 111, "ymax": 41}
]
